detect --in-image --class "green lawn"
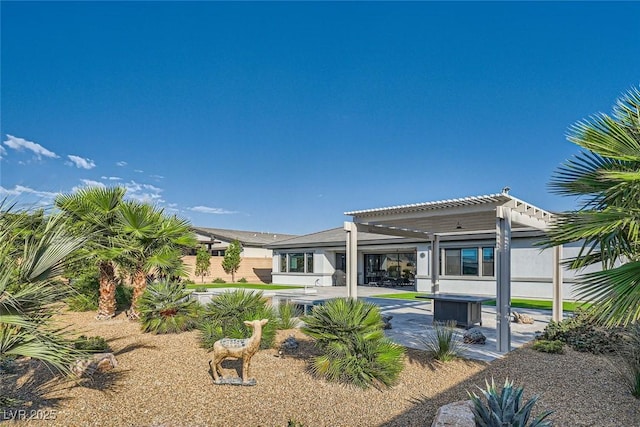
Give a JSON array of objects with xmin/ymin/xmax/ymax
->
[
  {"xmin": 370, "ymin": 292, "xmax": 590, "ymax": 312},
  {"xmin": 186, "ymin": 283, "xmax": 304, "ymax": 291}
]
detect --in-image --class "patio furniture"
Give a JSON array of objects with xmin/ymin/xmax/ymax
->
[{"xmin": 416, "ymin": 294, "xmax": 494, "ymax": 328}]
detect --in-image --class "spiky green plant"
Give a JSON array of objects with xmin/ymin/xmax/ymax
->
[
  {"xmin": 137, "ymin": 281, "xmax": 201, "ymax": 334},
  {"xmin": 610, "ymin": 324, "xmax": 640, "ymax": 398},
  {"xmin": 421, "ymin": 321, "xmax": 466, "ymax": 361},
  {"xmin": 199, "ymin": 289, "xmax": 277, "ymax": 349},
  {"xmin": 0, "ymin": 205, "xmax": 89, "ymax": 374},
  {"xmin": 302, "ymin": 298, "xmax": 405, "ymax": 389},
  {"xmin": 468, "ymin": 378, "xmax": 554, "ymax": 427},
  {"xmin": 277, "ymin": 302, "xmax": 302, "ymax": 329}
]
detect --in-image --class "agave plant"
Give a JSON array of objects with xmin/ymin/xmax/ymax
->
[
  {"xmin": 302, "ymin": 298, "xmax": 405, "ymax": 389},
  {"xmin": 199, "ymin": 289, "xmax": 277, "ymax": 349},
  {"xmin": 468, "ymin": 378, "xmax": 553, "ymax": 427},
  {"xmin": 137, "ymin": 280, "xmax": 201, "ymax": 334}
]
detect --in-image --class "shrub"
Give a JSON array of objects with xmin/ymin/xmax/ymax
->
[
  {"xmin": 468, "ymin": 378, "xmax": 553, "ymax": 427},
  {"xmin": 532, "ymin": 339, "xmax": 565, "ymax": 354},
  {"xmin": 194, "ymin": 285, "xmax": 208, "ymax": 292},
  {"xmin": 137, "ymin": 281, "xmax": 201, "ymax": 334},
  {"xmin": 213, "ymin": 277, "xmax": 226, "ymax": 284},
  {"xmin": 609, "ymin": 324, "xmax": 640, "ymax": 398},
  {"xmin": 541, "ymin": 309, "xmax": 626, "ymax": 354},
  {"xmin": 73, "ymin": 335, "xmax": 110, "ymax": 352},
  {"xmin": 183, "ymin": 279, "xmax": 196, "ymax": 285},
  {"xmin": 421, "ymin": 321, "xmax": 466, "ymax": 361},
  {"xmin": 277, "ymin": 302, "xmax": 303, "ymax": 329},
  {"xmin": 116, "ymin": 284, "xmax": 133, "ymax": 309},
  {"xmin": 66, "ymin": 293, "xmax": 99, "ymax": 311},
  {"xmin": 238, "ymin": 277, "xmax": 248, "ymax": 283},
  {"xmin": 199, "ymin": 289, "xmax": 277, "ymax": 350},
  {"xmin": 302, "ymin": 298, "xmax": 405, "ymax": 389}
]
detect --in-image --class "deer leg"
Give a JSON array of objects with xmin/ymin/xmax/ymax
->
[
  {"xmin": 211, "ymin": 354, "xmax": 222, "ymax": 382},
  {"xmin": 242, "ymin": 357, "xmax": 250, "ymax": 383}
]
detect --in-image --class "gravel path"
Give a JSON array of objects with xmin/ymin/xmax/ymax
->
[{"xmin": 2, "ymin": 311, "xmax": 639, "ymax": 426}]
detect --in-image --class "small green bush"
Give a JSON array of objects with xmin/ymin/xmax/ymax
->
[
  {"xmin": 137, "ymin": 281, "xmax": 201, "ymax": 334},
  {"xmin": 533, "ymin": 339, "xmax": 565, "ymax": 354},
  {"xmin": 541, "ymin": 309, "xmax": 626, "ymax": 354},
  {"xmin": 212, "ymin": 277, "xmax": 226, "ymax": 284},
  {"xmin": 302, "ymin": 298, "xmax": 405, "ymax": 389},
  {"xmin": 199, "ymin": 290, "xmax": 277, "ymax": 350},
  {"xmin": 66, "ymin": 293, "xmax": 99, "ymax": 311},
  {"xmin": 194, "ymin": 285, "xmax": 208, "ymax": 293},
  {"xmin": 183, "ymin": 279, "xmax": 196, "ymax": 285},
  {"xmin": 116, "ymin": 284, "xmax": 133, "ymax": 309},
  {"xmin": 421, "ymin": 321, "xmax": 466, "ymax": 361},
  {"xmin": 73, "ymin": 335, "xmax": 110, "ymax": 352},
  {"xmin": 277, "ymin": 302, "xmax": 302, "ymax": 329},
  {"xmin": 238, "ymin": 277, "xmax": 248, "ymax": 283},
  {"xmin": 468, "ymin": 378, "xmax": 553, "ymax": 427}
]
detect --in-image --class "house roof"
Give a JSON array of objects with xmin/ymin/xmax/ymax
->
[{"xmin": 193, "ymin": 227, "xmax": 297, "ymax": 247}]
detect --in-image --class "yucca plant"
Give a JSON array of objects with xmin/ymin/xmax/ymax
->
[
  {"xmin": 302, "ymin": 298, "xmax": 405, "ymax": 389},
  {"xmin": 468, "ymin": 378, "xmax": 554, "ymax": 427},
  {"xmin": 421, "ymin": 321, "xmax": 466, "ymax": 361},
  {"xmin": 199, "ymin": 289, "xmax": 277, "ymax": 349},
  {"xmin": 277, "ymin": 302, "xmax": 303, "ymax": 329},
  {"xmin": 137, "ymin": 280, "xmax": 201, "ymax": 334}
]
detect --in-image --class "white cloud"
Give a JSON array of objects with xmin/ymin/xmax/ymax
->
[
  {"xmin": 116, "ymin": 161, "xmax": 128, "ymax": 167},
  {"xmin": 3, "ymin": 134, "xmax": 58, "ymax": 159},
  {"xmin": 189, "ymin": 206, "xmax": 236, "ymax": 215},
  {"xmin": 0, "ymin": 185, "xmax": 58, "ymax": 200},
  {"xmin": 101, "ymin": 176, "xmax": 122, "ymax": 181},
  {"xmin": 70, "ymin": 179, "xmax": 106, "ymax": 193},
  {"xmin": 0, "ymin": 145, "xmax": 6, "ymax": 159},
  {"xmin": 124, "ymin": 180, "xmax": 164, "ymax": 204},
  {"xmin": 134, "ymin": 169, "xmax": 143, "ymax": 173},
  {"xmin": 149, "ymin": 174, "xmax": 164, "ymax": 180},
  {"xmin": 67, "ymin": 155, "xmax": 96, "ymax": 169}
]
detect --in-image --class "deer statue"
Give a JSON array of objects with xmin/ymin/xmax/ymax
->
[{"xmin": 210, "ymin": 319, "xmax": 269, "ymax": 385}]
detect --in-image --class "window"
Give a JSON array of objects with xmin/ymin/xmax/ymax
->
[
  {"xmin": 444, "ymin": 249, "xmax": 461, "ymax": 275},
  {"xmin": 461, "ymin": 248, "xmax": 478, "ymax": 275},
  {"xmin": 482, "ymin": 247, "xmax": 494, "ymax": 276},
  {"xmin": 280, "ymin": 252, "xmax": 314, "ymax": 273},
  {"xmin": 444, "ymin": 248, "xmax": 483, "ymax": 276}
]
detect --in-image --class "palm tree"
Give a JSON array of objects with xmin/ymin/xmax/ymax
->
[
  {"xmin": 115, "ymin": 201, "xmax": 196, "ymax": 317},
  {"xmin": 545, "ymin": 87, "xmax": 640, "ymax": 326},
  {"xmin": 0, "ymin": 205, "xmax": 88, "ymax": 373},
  {"xmin": 55, "ymin": 187, "xmax": 126, "ymax": 319}
]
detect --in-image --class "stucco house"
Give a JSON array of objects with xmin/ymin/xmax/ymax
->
[
  {"xmin": 268, "ymin": 193, "xmax": 594, "ymax": 302},
  {"xmin": 184, "ymin": 227, "xmax": 296, "ymax": 283}
]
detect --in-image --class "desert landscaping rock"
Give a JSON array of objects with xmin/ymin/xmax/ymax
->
[{"xmin": 1, "ymin": 311, "xmax": 639, "ymax": 427}]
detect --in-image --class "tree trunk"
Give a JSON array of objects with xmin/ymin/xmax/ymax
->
[
  {"xmin": 129, "ymin": 269, "xmax": 147, "ymax": 318},
  {"xmin": 231, "ymin": 271, "xmax": 235, "ymax": 283},
  {"xmin": 97, "ymin": 261, "xmax": 117, "ymax": 320}
]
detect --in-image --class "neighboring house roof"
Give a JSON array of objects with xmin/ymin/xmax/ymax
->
[
  {"xmin": 267, "ymin": 226, "xmax": 546, "ymax": 250},
  {"xmin": 193, "ymin": 227, "xmax": 297, "ymax": 247}
]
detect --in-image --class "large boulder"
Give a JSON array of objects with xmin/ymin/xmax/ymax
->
[{"xmin": 431, "ymin": 400, "xmax": 475, "ymax": 427}]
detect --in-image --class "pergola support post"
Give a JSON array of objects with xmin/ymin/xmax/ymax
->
[
  {"xmin": 344, "ymin": 221, "xmax": 358, "ymax": 300},
  {"xmin": 496, "ymin": 207, "xmax": 512, "ymax": 353},
  {"xmin": 431, "ymin": 235, "xmax": 440, "ymax": 294},
  {"xmin": 552, "ymin": 245, "xmax": 563, "ymax": 322}
]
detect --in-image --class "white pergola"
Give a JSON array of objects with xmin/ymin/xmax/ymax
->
[{"xmin": 343, "ymin": 192, "xmax": 563, "ymax": 353}]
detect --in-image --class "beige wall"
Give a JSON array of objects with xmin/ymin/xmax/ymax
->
[{"xmin": 182, "ymin": 256, "xmax": 272, "ymax": 283}]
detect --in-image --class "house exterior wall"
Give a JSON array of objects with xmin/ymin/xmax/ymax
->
[{"xmin": 270, "ymin": 237, "xmax": 596, "ymax": 301}]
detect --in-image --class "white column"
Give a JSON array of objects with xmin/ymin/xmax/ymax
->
[
  {"xmin": 344, "ymin": 222, "xmax": 358, "ymax": 300},
  {"xmin": 431, "ymin": 235, "xmax": 440, "ymax": 294},
  {"xmin": 496, "ymin": 207, "xmax": 512, "ymax": 353},
  {"xmin": 552, "ymin": 245, "xmax": 563, "ymax": 322}
]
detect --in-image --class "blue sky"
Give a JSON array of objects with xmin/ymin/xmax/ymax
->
[{"xmin": 1, "ymin": 2, "xmax": 639, "ymax": 235}]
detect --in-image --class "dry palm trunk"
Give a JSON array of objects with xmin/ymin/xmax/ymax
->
[
  {"xmin": 97, "ymin": 262, "xmax": 117, "ymax": 320},
  {"xmin": 128, "ymin": 269, "xmax": 147, "ymax": 319}
]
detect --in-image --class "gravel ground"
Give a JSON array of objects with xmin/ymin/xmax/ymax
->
[{"xmin": 2, "ymin": 311, "xmax": 639, "ymax": 427}]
